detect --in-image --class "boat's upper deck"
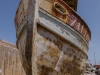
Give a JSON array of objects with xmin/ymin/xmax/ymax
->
[
  {"xmin": 62, "ymin": 0, "xmax": 78, "ymax": 11},
  {"xmin": 39, "ymin": 0, "xmax": 91, "ymax": 43},
  {"xmin": 14, "ymin": 0, "xmax": 91, "ymax": 44}
]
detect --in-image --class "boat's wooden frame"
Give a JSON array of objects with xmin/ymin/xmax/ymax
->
[{"xmin": 14, "ymin": 0, "xmax": 91, "ymax": 75}]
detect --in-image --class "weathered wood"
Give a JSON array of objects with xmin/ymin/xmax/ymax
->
[
  {"xmin": 0, "ymin": 40, "xmax": 25, "ymax": 75},
  {"xmin": 14, "ymin": 0, "xmax": 91, "ymax": 75}
]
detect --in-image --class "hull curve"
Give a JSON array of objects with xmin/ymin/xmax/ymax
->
[{"xmin": 14, "ymin": 0, "xmax": 91, "ymax": 75}]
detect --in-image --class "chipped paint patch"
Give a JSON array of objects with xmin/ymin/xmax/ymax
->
[
  {"xmin": 33, "ymin": 25, "xmax": 87, "ymax": 75},
  {"xmin": 38, "ymin": 14, "xmax": 88, "ymax": 55}
]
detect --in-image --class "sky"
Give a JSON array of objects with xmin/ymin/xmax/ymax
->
[
  {"xmin": 78, "ymin": 0, "xmax": 100, "ymax": 65},
  {"xmin": 0, "ymin": 0, "xmax": 100, "ymax": 65}
]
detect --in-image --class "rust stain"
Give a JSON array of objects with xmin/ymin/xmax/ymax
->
[
  {"xmin": 39, "ymin": 0, "xmax": 91, "ymax": 43},
  {"xmin": 14, "ymin": 0, "xmax": 91, "ymax": 75},
  {"xmin": 34, "ymin": 26, "xmax": 87, "ymax": 75},
  {"xmin": 77, "ymin": 38, "xmax": 83, "ymax": 43},
  {"xmin": 47, "ymin": 45, "xmax": 60, "ymax": 57},
  {"xmin": 66, "ymin": 31, "xmax": 70, "ymax": 36},
  {"xmin": 37, "ymin": 64, "xmax": 54, "ymax": 75}
]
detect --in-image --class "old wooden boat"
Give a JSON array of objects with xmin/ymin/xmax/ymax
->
[{"xmin": 14, "ymin": 0, "xmax": 91, "ymax": 75}]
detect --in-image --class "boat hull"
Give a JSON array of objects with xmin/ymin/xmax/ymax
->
[
  {"xmin": 14, "ymin": 0, "xmax": 91, "ymax": 75},
  {"xmin": 17, "ymin": 14, "xmax": 88, "ymax": 74},
  {"xmin": 32, "ymin": 25, "xmax": 86, "ymax": 75}
]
